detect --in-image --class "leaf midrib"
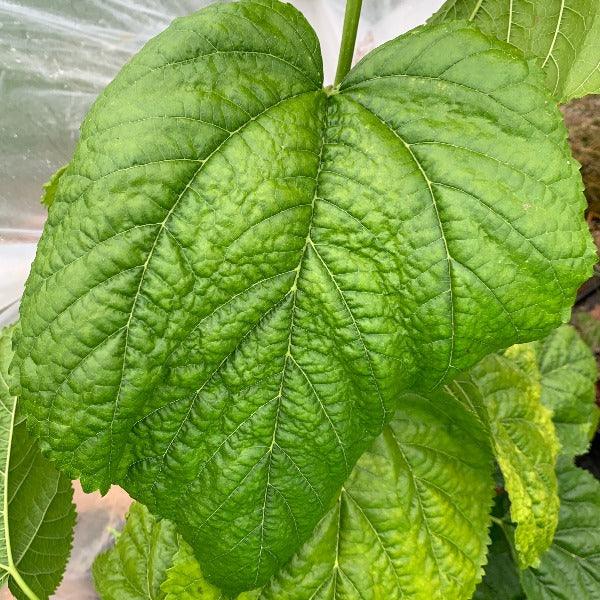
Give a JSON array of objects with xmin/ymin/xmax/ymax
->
[
  {"xmin": 0, "ymin": 374, "xmax": 41, "ymax": 600},
  {"xmin": 338, "ymin": 94, "xmax": 456, "ymax": 386},
  {"xmin": 254, "ymin": 96, "xmax": 325, "ymax": 586}
]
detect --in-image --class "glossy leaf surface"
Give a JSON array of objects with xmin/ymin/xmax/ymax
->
[{"xmin": 430, "ymin": 0, "xmax": 600, "ymax": 102}]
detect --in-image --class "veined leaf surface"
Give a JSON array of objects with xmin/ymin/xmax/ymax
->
[
  {"xmin": 161, "ymin": 541, "xmax": 223, "ymax": 600},
  {"xmin": 430, "ymin": 0, "xmax": 600, "ymax": 103},
  {"xmin": 95, "ymin": 381, "xmax": 494, "ymax": 600},
  {"xmin": 473, "ymin": 521, "xmax": 525, "ymax": 600},
  {"xmin": 472, "ymin": 347, "xmax": 560, "ymax": 568},
  {"xmin": 0, "ymin": 326, "xmax": 75, "ymax": 600},
  {"xmin": 477, "ymin": 459, "xmax": 600, "ymax": 600},
  {"xmin": 534, "ymin": 324, "xmax": 599, "ymax": 456},
  {"xmin": 521, "ymin": 458, "xmax": 600, "ymax": 599},
  {"xmin": 473, "ymin": 329, "xmax": 600, "ymax": 599},
  {"xmin": 259, "ymin": 380, "xmax": 494, "ymax": 600},
  {"xmin": 93, "ymin": 502, "xmax": 181, "ymax": 600},
  {"xmin": 14, "ymin": 0, "xmax": 593, "ymax": 591}
]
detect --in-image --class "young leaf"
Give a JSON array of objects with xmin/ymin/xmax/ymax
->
[
  {"xmin": 259, "ymin": 380, "xmax": 495, "ymax": 600},
  {"xmin": 430, "ymin": 0, "xmax": 600, "ymax": 103},
  {"xmin": 534, "ymin": 324, "xmax": 599, "ymax": 456},
  {"xmin": 93, "ymin": 502, "xmax": 180, "ymax": 600},
  {"xmin": 521, "ymin": 457, "xmax": 600, "ymax": 599},
  {"xmin": 40, "ymin": 165, "xmax": 68, "ymax": 209},
  {"xmin": 14, "ymin": 0, "xmax": 593, "ymax": 591},
  {"xmin": 0, "ymin": 325, "xmax": 75, "ymax": 600},
  {"xmin": 472, "ymin": 347, "xmax": 560, "ymax": 568}
]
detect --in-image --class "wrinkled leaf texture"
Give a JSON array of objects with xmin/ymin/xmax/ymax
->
[
  {"xmin": 93, "ymin": 502, "xmax": 229, "ymax": 600},
  {"xmin": 258, "ymin": 379, "xmax": 494, "ymax": 600},
  {"xmin": 472, "ymin": 346, "xmax": 560, "ymax": 568},
  {"xmin": 430, "ymin": 0, "xmax": 600, "ymax": 103},
  {"xmin": 93, "ymin": 502, "xmax": 181, "ymax": 600},
  {"xmin": 14, "ymin": 0, "xmax": 594, "ymax": 592},
  {"xmin": 476, "ymin": 459, "xmax": 600, "ymax": 600},
  {"xmin": 96, "ymin": 379, "xmax": 494, "ymax": 600},
  {"xmin": 474, "ymin": 325, "xmax": 600, "ymax": 599},
  {"xmin": 521, "ymin": 457, "xmax": 600, "ymax": 599}
]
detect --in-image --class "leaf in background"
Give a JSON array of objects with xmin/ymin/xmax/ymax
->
[
  {"xmin": 161, "ymin": 541, "xmax": 221, "ymax": 600},
  {"xmin": 534, "ymin": 324, "xmax": 599, "ymax": 456},
  {"xmin": 472, "ymin": 347, "xmax": 560, "ymax": 568},
  {"xmin": 259, "ymin": 380, "xmax": 494, "ymax": 600},
  {"xmin": 0, "ymin": 325, "xmax": 75, "ymax": 600},
  {"xmin": 14, "ymin": 0, "xmax": 593, "ymax": 591},
  {"xmin": 93, "ymin": 502, "xmax": 180, "ymax": 600},
  {"xmin": 572, "ymin": 309, "xmax": 600, "ymax": 354},
  {"xmin": 474, "ymin": 326, "xmax": 600, "ymax": 599},
  {"xmin": 473, "ymin": 522, "xmax": 525, "ymax": 600},
  {"xmin": 430, "ymin": 0, "xmax": 600, "ymax": 103},
  {"xmin": 474, "ymin": 459, "xmax": 600, "ymax": 600},
  {"xmin": 521, "ymin": 457, "xmax": 600, "ymax": 599},
  {"xmin": 40, "ymin": 165, "xmax": 68, "ymax": 209},
  {"xmin": 93, "ymin": 502, "xmax": 260, "ymax": 600}
]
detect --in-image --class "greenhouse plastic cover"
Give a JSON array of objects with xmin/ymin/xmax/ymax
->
[{"xmin": 0, "ymin": 1, "xmax": 444, "ymax": 597}]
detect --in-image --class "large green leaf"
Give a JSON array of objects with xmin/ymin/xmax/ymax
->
[
  {"xmin": 534, "ymin": 324, "xmax": 599, "ymax": 456},
  {"xmin": 520, "ymin": 457, "xmax": 600, "ymax": 599},
  {"xmin": 258, "ymin": 379, "xmax": 494, "ymax": 600},
  {"xmin": 14, "ymin": 0, "xmax": 593, "ymax": 591},
  {"xmin": 0, "ymin": 325, "xmax": 75, "ymax": 600},
  {"xmin": 472, "ymin": 347, "xmax": 560, "ymax": 568},
  {"xmin": 430, "ymin": 0, "xmax": 600, "ymax": 103}
]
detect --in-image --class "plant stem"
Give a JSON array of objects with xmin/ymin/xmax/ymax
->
[
  {"xmin": 334, "ymin": 0, "xmax": 363, "ymax": 87},
  {"xmin": 8, "ymin": 566, "xmax": 41, "ymax": 600}
]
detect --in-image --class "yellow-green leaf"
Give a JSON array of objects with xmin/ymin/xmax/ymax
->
[{"xmin": 472, "ymin": 347, "xmax": 560, "ymax": 568}]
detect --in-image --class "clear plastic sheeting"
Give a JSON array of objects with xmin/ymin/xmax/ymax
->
[{"xmin": 0, "ymin": 1, "xmax": 444, "ymax": 597}]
